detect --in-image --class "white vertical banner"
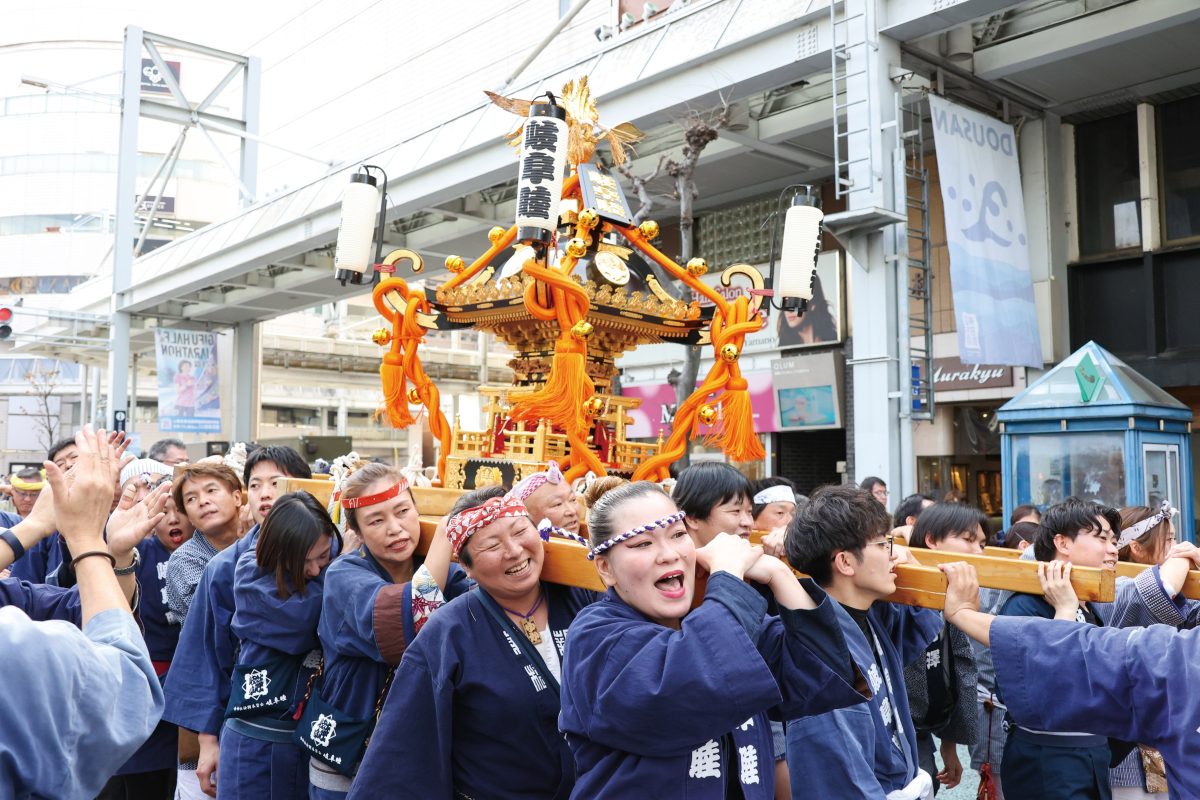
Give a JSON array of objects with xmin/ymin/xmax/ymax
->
[{"xmin": 929, "ymin": 96, "xmax": 1042, "ymax": 368}]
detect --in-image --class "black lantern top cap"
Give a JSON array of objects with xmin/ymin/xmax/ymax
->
[
  {"xmin": 791, "ymin": 185, "xmax": 820, "ymax": 208},
  {"xmin": 530, "ymin": 91, "xmax": 567, "ymax": 121},
  {"xmin": 349, "ymin": 171, "xmax": 378, "ymax": 187}
]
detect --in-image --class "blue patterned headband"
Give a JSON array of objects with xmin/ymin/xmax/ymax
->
[{"xmin": 587, "ymin": 511, "xmax": 687, "ymax": 560}]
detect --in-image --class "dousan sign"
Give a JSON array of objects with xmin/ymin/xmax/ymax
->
[{"xmin": 932, "ymin": 357, "xmax": 1013, "ymax": 392}]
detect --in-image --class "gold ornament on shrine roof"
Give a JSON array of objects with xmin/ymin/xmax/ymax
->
[
  {"xmin": 698, "ymin": 404, "xmax": 718, "ymax": 425},
  {"xmin": 638, "ymin": 220, "xmax": 660, "ymax": 239},
  {"xmin": 371, "ymin": 328, "xmax": 392, "ymax": 346},
  {"xmin": 446, "ymin": 255, "xmax": 465, "ymax": 273},
  {"xmin": 687, "ymin": 258, "xmax": 708, "ymax": 277},
  {"xmin": 487, "ymin": 226, "xmax": 506, "ymax": 244},
  {"xmin": 485, "ymin": 76, "xmax": 644, "ymax": 167},
  {"xmin": 720, "ymin": 344, "xmax": 740, "ymax": 363}
]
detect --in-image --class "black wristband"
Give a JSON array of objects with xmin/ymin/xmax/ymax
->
[
  {"xmin": 70, "ymin": 550, "xmax": 117, "ymax": 570},
  {"xmin": 0, "ymin": 529, "xmax": 25, "ymax": 562}
]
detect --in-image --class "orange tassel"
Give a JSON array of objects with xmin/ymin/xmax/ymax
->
[
  {"xmin": 510, "ymin": 334, "xmax": 594, "ymax": 440},
  {"xmin": 381, "ymin": 356, "xmax": 416, "ymax": 428},
  {"xmin": 705, "ymin": 381, "xmax": 764, "ymax": 463}
]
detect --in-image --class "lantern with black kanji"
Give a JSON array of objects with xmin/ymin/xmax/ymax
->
[{"xmin": 515, "ymin": 95, "xmax": 569, "ymax": 246}]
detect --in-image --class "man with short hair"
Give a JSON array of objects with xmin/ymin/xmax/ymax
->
[
  {"xmin": 785, "ymin": 483, "xmax": 942, "ymax": 800},
  {"xmin": 163, "ymin": 445, "xmax": 312, "ymax": 798},
  {"xmin": 893, "ymin": 494, "xmax": 934, "ymax": 531},
  {"xmin": 7, "ymin": 468, "xmax": 43, "ymax": 518},
  {"xmin": 148, "ymin": 438, "xmax": 189, "ymax": 467},
  {"xmin": 10, "ymin": 438, "xmax": 81, "ymax": 585},
  {"xmin": 164, "ymin": 463, "xmax": 244, "ymax": 624},
  {"xmin": 997, "ymin": 498, "xmax": 1120, "ymax": 800}
]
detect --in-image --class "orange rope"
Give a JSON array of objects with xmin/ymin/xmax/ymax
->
[
  {"xmin": 372, "ymin": 277, "xmax": 453, "ymax": 484},
  {"xmin": 619, "ymin": 239, "xmax": 765, "ymax": 481}
]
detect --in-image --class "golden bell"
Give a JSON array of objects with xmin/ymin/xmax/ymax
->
[
  {"xmin": 487, "ymin": 226, "xmax": 506, "ymax": 244},
  {"xmin": 570, "ymin": 320, "xmax": 594, "ymax": 341},
  {"xmin": 577, "ymin": 208, "xmax": 600, "ymax": 230},
  {"xmin": 371, "ymin": 328, "xmax": 392, "ymax": 346},
  {"xmin": 584, "ymin": 396, "xmax": 605, "ymax": 416},
  {"xmin": 719, "ymin": 343, "xmax": 740, "ymax": 362},
  {"xmin": 407, "ymin": 388, "xmax": 422, "ymax": 405},
  {"xmin": 687, "ymin": 258, "xmax": 708, "ymax": 277},
  {"xmin": 638, "ymin": 220, "xmax": 660, "ymax": 240},
  {"xmin": 565, "ymin": 238, "xmax": 589, "ymax": 258},
  {"xmin": 446, "ymin": 255, "xmax": 465, "ymax": 273},
  {"xmin": 698, "ymin": 404, "xmax": 718, "ymax": 425}
]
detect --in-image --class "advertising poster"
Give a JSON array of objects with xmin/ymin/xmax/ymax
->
[
  {"xmin": 771, "ymin": 352, "xmax": 843, "ymax": 431},
  {"xmin": 929, "ymin": 95, "xmax": 1042, "ymax": 367},
  {"xmin": 155, "ymin": 328, "xmax": 221, "ymax": 433},
  {"xmin": 622, "ymin": 372, "xmax": 777, "ymax": 439}
]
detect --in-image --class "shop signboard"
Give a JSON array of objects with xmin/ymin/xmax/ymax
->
[
  {"xmin": 141, "ymin": 58, "xmax": 181, "ymax": 94},
  {"xmin": 932, "ymin": 357, "xmax": 1013, "ymax": 392},
  {"xmin": 771, "ymin": 351, "xmax": 843, "ymax": 431}
]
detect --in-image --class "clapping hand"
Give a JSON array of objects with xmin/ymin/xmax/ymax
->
[{"xmin": 107, "ymin": 480, "xmax": 170, "ymax": 558}]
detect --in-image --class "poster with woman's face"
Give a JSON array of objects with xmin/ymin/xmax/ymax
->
[{"xmin": 777, "ymin": 251, "xmax": 841, "ymax": 349}]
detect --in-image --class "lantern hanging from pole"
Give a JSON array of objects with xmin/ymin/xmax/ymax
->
[
  {"xmin": 334, "ymin": 172, "xmax": 382, "ymax": 285},
  {"xmin": 776, "ymin": 187, "xmax": 824, "ymax": 310},
  {"xmin": 515, "ymin": 94, "xmax": 569, "ymax": 246}
]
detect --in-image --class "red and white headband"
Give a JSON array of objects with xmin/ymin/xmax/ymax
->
[
  {"xmin": 445, "ymin": 495, "xmax": 530, "ymax": 557},
  {"xmin": 341, "ymin": 478, "xmax": 409, "ymax": 510}
]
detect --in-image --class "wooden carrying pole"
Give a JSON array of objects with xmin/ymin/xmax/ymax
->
[
  {"xmin": 411, "ymin": 518, "xmax": 1123, "ymax": 609},
  {"xmin": 976, "ymin": 545, "xmax": 1200, "ymax": 600}
]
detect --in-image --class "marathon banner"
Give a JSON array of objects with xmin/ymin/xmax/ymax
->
[
  {"xmin": 155, "ymin": 328, "xmax": 221, "ymax": 433},
  {"xmin": 929, "ymin": 96, "xmax": 1042, "ymax": 368}
]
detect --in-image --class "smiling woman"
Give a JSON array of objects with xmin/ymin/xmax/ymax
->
[
  {"xmin": 302, "ymin": 463, "xmax": 467, "ymax": 799},
  {"xmin": 350, "ymin": 491, "xmax": 599, "ymax": 800}
]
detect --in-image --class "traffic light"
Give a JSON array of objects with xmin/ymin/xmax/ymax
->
[{"xmin": 0, "ymin": 306, "xmax": 12, "ymax": 339}]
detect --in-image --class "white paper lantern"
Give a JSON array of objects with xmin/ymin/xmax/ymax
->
[
  {"xmin": 334, "ymin": 173, "xmax": 381, "ymax": 283},
  {"xmin": 515, "ymin": 99, "xmax": 569, "ymax": 245},
  {"xmin": 776, "ymin": 197, "xmax": 824, "ymax": 308}
]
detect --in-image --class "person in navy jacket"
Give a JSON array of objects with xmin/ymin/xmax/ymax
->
[{"xmin": 559, "ymin": 481, "xmax": 867, "ymax": 799}]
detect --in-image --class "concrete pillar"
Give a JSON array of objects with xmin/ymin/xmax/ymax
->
[
  {"xmin": 843, "ymin": 0, "xmax": 908, "ymax": 494},
  {"xmin": 235, "ymin": 321, "xmax": 261, "ymax": 442}
]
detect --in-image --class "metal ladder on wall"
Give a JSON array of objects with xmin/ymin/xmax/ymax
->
[
  {"xmin": 830, "ymin": 0, "xmax": 875, "ymax": 200},
  {"xmin": 901, "ymin": 87, "xmax": 934, "ymax": 420}
]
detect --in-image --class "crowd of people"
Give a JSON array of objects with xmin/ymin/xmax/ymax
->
[{"xmin": 1, "ymin": 431, "xmax": 1198, "ymax": 800}]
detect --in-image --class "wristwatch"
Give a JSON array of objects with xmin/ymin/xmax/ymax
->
[{"xmin": 113, "ymin": 546, "xmax": 141, "ymax": 576}]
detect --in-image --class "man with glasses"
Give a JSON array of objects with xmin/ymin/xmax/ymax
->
[
  {"xmin": 861, "ymin": 476, "xmax": 890, "ymax": 509},
  {"xmin": 784, "ymin": 483, "xmax": 942, "ymax": 800},
  {"xmin": 7, "ymin": 468, "xmax": 44, "ymax": 518}
]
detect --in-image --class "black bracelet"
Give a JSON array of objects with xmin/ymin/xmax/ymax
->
[
  {"xmin": 70, "ymin": 550, "xmax": 117, "ymax": 569},
  {"xmin": 0, "ymin": 529, "xmax": 25, "ymax": 562}
]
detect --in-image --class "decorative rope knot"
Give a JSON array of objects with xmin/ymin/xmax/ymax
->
[{"xmin": 727, "ymin": 377, "xmax": 748, "ymax": 391}]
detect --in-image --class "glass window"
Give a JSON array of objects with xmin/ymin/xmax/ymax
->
[
  {"xmin": 1011, "ymin": 432, "xmax": 1126, "ymax": 509},
  {"xmin": 1142, "ymin": 443, "xmax": 1180, "ymax": 509},
  {"xmin": 1161, "ymin": 95, "xmax": 1200, "ymax": 243},
  {"xmin": 1076, "ymin": 113, "xmax": 1141, "ymax": 256}
]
